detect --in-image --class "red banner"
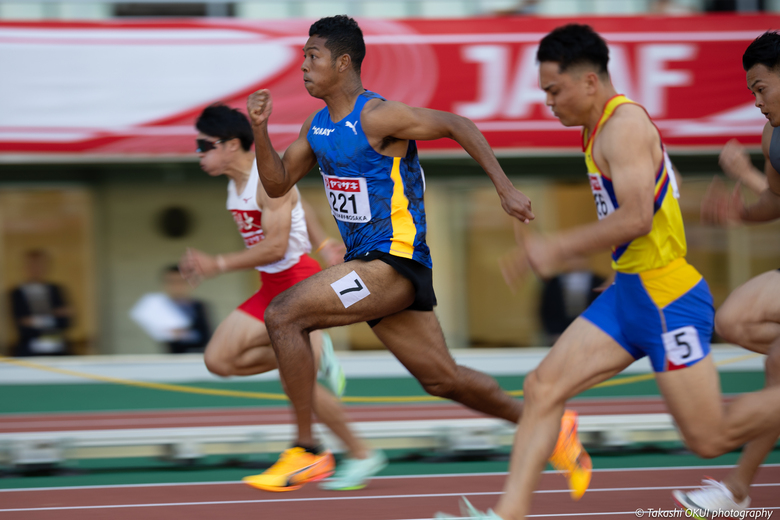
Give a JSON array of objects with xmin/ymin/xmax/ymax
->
[{"xmin": 0, "ymin": 15, "xmax": 774, "ymax": 158}]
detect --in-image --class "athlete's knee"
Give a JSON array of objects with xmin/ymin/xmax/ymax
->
[
  {"xmin": 714, "ymin": 307, "xmax": 744, "ymax": 344},
  {"xmin": 523, "ymin": 369, "xmax": 563, "ymax": 410},
  {"xmin": 203, "ymin": 345, "xmax": 234, "ymax": 377},
  {"xmin": 685, "ymin": 432, "xmax": 729, "ymax": 459}
]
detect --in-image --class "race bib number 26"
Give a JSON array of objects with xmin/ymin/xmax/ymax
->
[
  {"xmin": 588, "ymin": 173, "xmax": 616, "ymax": 220},
  {"xmin": 323, "ymin": 174, "xmax": 372, "ymax": 223}
]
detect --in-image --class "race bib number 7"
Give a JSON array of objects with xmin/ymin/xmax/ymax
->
[{"xmin": 323, "ymin": 174, "xmax": 371, "ymax": 223}]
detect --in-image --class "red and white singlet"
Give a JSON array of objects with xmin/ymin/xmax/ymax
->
[{"xmin": 226, "ymin": 163, "xmax": 311, "ymax": 273}]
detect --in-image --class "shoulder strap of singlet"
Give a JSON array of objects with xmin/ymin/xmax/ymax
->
[{"xmin": 582, "ymin": 95, "xmax": 636, "ymax": 152}]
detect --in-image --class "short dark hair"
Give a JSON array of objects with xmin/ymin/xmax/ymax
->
[
  {"xmin": 537, "ymin": 24, "xmax": 609, "ymax": 76},
  {"xmin": 743, "ymin": 31, "xmax": 780, "ymax": 72},
  {"xmin": 309, "ymin": 15, "xmax": 366, "ymax": 73},
  {"xmin": 195, "ymin": 104, "xmax": 253, "ymax": 151}
]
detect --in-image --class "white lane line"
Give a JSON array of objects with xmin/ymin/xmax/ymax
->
[
  {"xmin": 2, "ymin": 463, "xmax": 779, "ymax": 493},
  {"xmin": 1, "ymin": 484, "xmax": 779, "ymax": 513}
]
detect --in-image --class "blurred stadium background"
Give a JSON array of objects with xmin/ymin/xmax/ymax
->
[{"xmin": 0, "ymin": 0, "xmax": 779, "ymax": 491}]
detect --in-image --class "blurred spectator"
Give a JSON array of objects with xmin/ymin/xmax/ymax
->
[
  {"xmin": 650, "ymin": 0, "xmax": 697, "ymax": 14},
  {"xmin": 160, "ymin": 265, "xmax": 211, "ymax": 354},
  {"xmin": 540, "ymin": 262, "xmax": 606, "ymax": 346},
  {"xmin": 704, "ymin": 0, "xmax": 764, "ymax": 11},
  {"xmin": 130, "ymin": 265, "xmax": 211, "ymax": 354},
  {"xmin": 494, "ymin": 0, "xmax": 540, "ymax": 16},
  {"xmin": 10, "ymin": 249, "xmax": 72, "ymax": 356}
]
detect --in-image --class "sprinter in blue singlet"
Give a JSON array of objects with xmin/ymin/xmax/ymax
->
[{"xmin": 241, "ymin": 15, "xmax": 587, "ymax": 497}]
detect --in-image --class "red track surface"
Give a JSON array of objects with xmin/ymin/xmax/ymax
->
[
  {"xmin": 1, "ymin": 466, "xmax": 778, "ymax": 519},
  {"xmin": 0, "ymin": 398, "xmax": 689, "ymax": 434}
]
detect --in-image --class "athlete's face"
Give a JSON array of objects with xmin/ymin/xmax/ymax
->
[
  {"xmin": 539, "ymin": 61, "xmax": 595, "ymax": 127},
  {"xmin": 196, "ymin": 132, "xmax": 230, "ymax": 177},
  {"xmin": 301, "ymin": 36, "xmax": 339, "ymax": 98},
  {"xmin": 747, "ymin": 64, "xmax": 780, "ymax": 127}
]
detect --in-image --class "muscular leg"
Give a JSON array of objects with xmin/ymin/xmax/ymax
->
[
  {"xmin": 372, "ymin": 310, "xmax": 522, "ymax": 423},
  {"xmin": 715, "ymin": 271, "xmax": 780, "ymax": 351},
  {"xmin": 492, "ymin": 318, "xmax": 636, "ymax": 520},
  {"xmin": 203, "ymin": 310, "xmax": 276, "ymax": 377},
  {"xmin": 656, "ymin": 352, "xmax": 780, "ymax": 459},
  {"xmin": 204, "ymin": 309, "xmax": 370, "ymax": 457},
  {"xmin": 263, "ymin": 259, "xmax": 418, "ymax": 447},
  {"xmin": 713, "ymin": 271, "xmax": 780, "ymax": 501}
]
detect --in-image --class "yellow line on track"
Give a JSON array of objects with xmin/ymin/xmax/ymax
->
[{"xmin": 0, "ymin": 353, "xmax": 762, "ymax": 404}]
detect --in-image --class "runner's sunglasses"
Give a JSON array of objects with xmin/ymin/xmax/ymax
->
[{"xmin": 196, "ymin": 138, "xmax": 225, "ymax": 153}]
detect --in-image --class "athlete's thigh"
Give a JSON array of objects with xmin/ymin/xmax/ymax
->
[
  {"xmin": 269, "ymin": 258, "xmax": 416, "ymax": 330},
  {"xmin": 205, "ymin": 309, "xmax": 271, "ymax": 362},
  {"xmin": 654, "ymin": 353, "xmax": 723, "ymax": 443},
  {"xmin": 718, "ymin": 270, "xmax": 780, "ymax": 353},
  {"xmin": 371, "ymin": 310, "xmax": 457, "ymax": 381},
  {"xmin": 532, "ymin": 317, "xmax": 637, "ymax": 403}
]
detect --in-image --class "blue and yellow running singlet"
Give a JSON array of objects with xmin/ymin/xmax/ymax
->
[
  {"xmin": 306, "ymin": 91, "xmax": 431, "ymax": 268},
  {"xmin": 580, "ymin": 95, "xmax": 714, "ymax": 373}
]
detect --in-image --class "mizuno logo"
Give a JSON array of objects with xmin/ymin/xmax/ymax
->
[
  {"xmin": 312, "ymin": 126, "xmax": 335, "ymax": 136},
  {"xmin": 345, "ymin": 120, "xmax": 358, "ymax": 135},
  {"xmin": 242, "ymin": 197, "xmax": 251, "ymax": 203}
]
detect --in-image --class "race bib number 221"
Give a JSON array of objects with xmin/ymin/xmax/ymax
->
[{"xmin": 322, "ymin": 174, "xmax": 372, "ymax": 223}]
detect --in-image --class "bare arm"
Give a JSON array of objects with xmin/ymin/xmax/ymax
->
[
  {"xmin": 524, "ymin": 107, "xmax": 656, "ymax": 277},
  {"xmin": 362, "ymin": 100, "xmax": 534, "ymax": 223},
  {"xmin": 179, "ymin": 192, "xmax": 294, "ymax": 284},
  {"xmin": 740, "ymin": 123, "xmax": 780, "ymax": 222},
  {"xmin": 247, "ymin": 89, "xmax": 318, "ymax": 198},
  {"xmin": 704, "ymin": 123, "xmax": 780, "ymax": 225},
  {"xmin": 719, "ymin": 138, "xmax": 769, "ymax": 195}
]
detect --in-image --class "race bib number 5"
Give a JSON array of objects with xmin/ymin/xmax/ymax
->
[
  {"xmin": 323, "ymin": 174, "xmax": 371, "ymax": 223},
  {"xmin": 662, "ymin": 326, "xmax": 705, "ymax": 367}
]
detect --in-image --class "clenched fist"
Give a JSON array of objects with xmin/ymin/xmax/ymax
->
[{"xmin": 247, "ymin": 89, "xmax": 273, "ymax": 127}]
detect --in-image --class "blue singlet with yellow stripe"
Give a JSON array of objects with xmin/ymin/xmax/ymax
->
[
  {"xmin": 580, "ymin": 95, "xmax": 714, "ymax": 373},
  {"xmin": 307, "ymin": 90, "xmax": 431, "ymax": 268}
]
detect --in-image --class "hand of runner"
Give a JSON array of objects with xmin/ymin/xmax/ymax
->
[
  {"xmin": 179, "ymin": 248, "xmax": 218, "ymax": 287},
  {"xmin": 718, "ymin": 139, "xmax": 753, "ymax": 182},
  {"xmin": 499, "ymin": 187, "xmax": 535, "ymax": 224},
  {"xmin": 247, "ymin": 89, "xmax": 273, "ymax": 127},
  {"xmin": 700, "ymin": 177, "xmax": 742, "ymax": 226},
  {"xmin": 319, "ymin": 240, "xmax": 347, "ymax": 267}
]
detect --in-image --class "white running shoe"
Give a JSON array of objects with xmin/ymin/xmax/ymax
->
[
  {"xmin": 319, "ymin": 450, "xmax": 387, "ymax": 491},
  {"xmin": 672, "ymin": 479, "xmax": 750, "ymax": 519},
  {"xmin": 318, "ymin": 331, "xmax": 346, "ymax": 397}
]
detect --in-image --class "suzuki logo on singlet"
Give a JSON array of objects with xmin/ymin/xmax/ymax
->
[
  {"xmin": 345, "ymin": 121, "xmax": 358, "ymax": 135},
  {"xmin": 312, "ymin": 126, "xmax": 335, "ymax": 136}
]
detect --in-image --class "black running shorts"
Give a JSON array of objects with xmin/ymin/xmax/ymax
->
[{"xmin": 359, "ymin": 250, "xmax": 437, "ymax": 327}]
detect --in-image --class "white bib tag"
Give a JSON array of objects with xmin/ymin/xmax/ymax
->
[
  {"xmin": 662, "ymin": 326, "xmax": 704, "ymax": 366},
  {"xmin": 323, "ymin": 174, "xmax": 371, "ymax": 223},
  {"xmin": 588, "ymin": 173, "xmax": 616, "ymax": 220},
  {"xmin": 663, "ymin": 151, "xmax": 681, "ymax": 199},
  {"xmin": 331, "ymin": 270, "xmax": 370, "ymax": 308}
]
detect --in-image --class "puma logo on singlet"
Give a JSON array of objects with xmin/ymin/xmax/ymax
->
[
  {"xmin": 312, "ymin": 126, "xmax": 335, "ymax": 136},
  {"xmin": 345, "ymin": 121, "xmax": 358, "ymax": 135}
]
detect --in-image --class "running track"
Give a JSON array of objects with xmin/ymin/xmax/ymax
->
[
  {"xmin": 0, "ymin": 397, "xmax": 708, "ymax": 433},
  {"xmin": 2, "ymin": 466, "xmax": 779, "ymax": 519}
]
